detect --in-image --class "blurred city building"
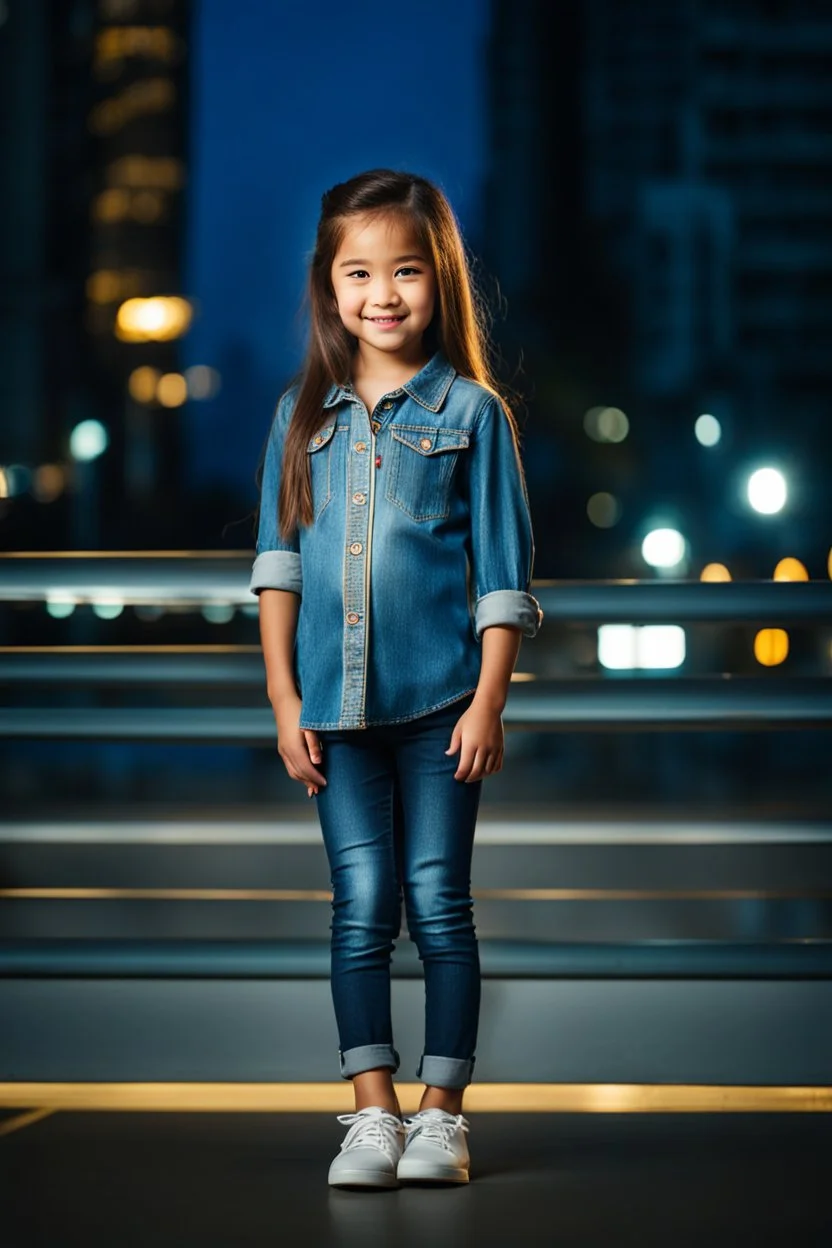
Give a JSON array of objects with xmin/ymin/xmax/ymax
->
[
  {"xmin": 484, "ymin": 0, "xmax": 832, "ymax": 579},
  {"xmin": 0, "ymin": 0, "xmax": 191, "ymax": 552}
]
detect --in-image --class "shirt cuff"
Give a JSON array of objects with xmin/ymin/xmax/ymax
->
[
  {"xmin": 474, "ymin": 589, "xmax": 543, "ymax": 639},
  {"xmin": 249, "ymin": 550, "xmax": 302, "ymax": 597}
]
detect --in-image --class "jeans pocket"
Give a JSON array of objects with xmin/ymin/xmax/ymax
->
[{"xmin": 385, "ymin": 425, "xmax": 470, "ymax": 521}]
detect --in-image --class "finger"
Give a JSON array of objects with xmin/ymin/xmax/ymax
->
[
  {"xmin": 284, "ymin": 749, "xmax": 327, "ymax": 787},
  {"xmin": 464, "ymin": 747, "xmax": 490, "ymax": 782},
  {"xmin": 445, "ymin": 728, "xmax": 460, "ymax": 756},
  {"xmin": 304, "ymin": 730, "xmax": 323, "ymax": 764},
  {"xmin": 454, "ymin": 741, "xmax": 478, "ymax": 781}
]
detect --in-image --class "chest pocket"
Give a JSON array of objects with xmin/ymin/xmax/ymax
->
[
  {"xmin": 385, "ymin": 426, "xmax": 470, "ymax": 522},
  {"xmin": 306, "ymin": 424, "xmax": 336, "ymax": 520}
]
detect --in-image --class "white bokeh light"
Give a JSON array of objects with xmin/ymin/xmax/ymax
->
[
  {"xmin": 695, "ymin": 414, "xmax": 721, "ymax": 447},
  {"xmin": 598, "ymin": 625, "xmax": 686, "ymax": 671},
  {"xmin": 747, "ymin": 467, "xmax": 787, "ymax": 515},
  {"xmin": 69, "ymin": 420, "xmax": 109, "ymax": 462},
  {"xmin": 641, "ymin": 528, "xmax": 686, "ymax": 568}
]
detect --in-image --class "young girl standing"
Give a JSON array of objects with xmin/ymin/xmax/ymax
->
[{"xmin": 250, "ymin": 168, "xmax": 541, "ymax": 1188}]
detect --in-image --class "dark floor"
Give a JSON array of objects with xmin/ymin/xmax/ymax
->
[{"xmin": 2, "ymin": 1110, "xmax": 831, "ymax": 1247}]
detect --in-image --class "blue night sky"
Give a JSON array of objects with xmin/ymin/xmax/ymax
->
[{"xmin": 182, "ymin": 0, "xmax": 490, "ymax": 499}]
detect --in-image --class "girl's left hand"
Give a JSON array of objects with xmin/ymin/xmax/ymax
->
[{"xmin": 445, "ymin": 699, "xmax": 504, "ymax": 782}]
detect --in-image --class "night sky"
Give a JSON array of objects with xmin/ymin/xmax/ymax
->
[{"xmin": 183, "ymin": 0, "xmax": 489, "ymax": 497}]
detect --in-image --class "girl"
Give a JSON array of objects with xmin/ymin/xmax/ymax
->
[{"xmin": 250, "ymin": 168, "xmax": 541, "ymax": 1188}]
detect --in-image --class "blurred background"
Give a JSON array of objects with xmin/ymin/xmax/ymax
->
[{"xmin": 1, "ymin": 0, "xmax": 831, "ymax": 810}]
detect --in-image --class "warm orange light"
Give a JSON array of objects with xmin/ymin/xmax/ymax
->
[
  {"xmin": 33, "ymin": 464, "xmax": 66, "ymax": 503},
  {"xmin": 773, "ymin": 557, "xmax": 809, "ymax": 582},
  {"xmin": 128, "ymin": 367, "xmax": 160, "ymax": 403},
  {"xmin": 107, "ymin": 155, "xmax": 185, "ymax": 190},
  {"xmin": 699, "ymin": 563, "xmax": 732, "ymax": 582},
  {"xmin": 754, "ymin": 628, "xmax": 789, "ymax": 667},
  {"xmin": 115, "ymin": 296, "xmax": 192, "ymax": 342},
  {"xmin": 87, "ymin": 269, "xmax": 127, "ymax": 304},
  {"xmin": 156, "ymin": 373, "xmax": 188, "ymax": 408}
]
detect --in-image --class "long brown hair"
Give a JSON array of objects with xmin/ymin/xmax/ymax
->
[{"xmin": 275, "ymin": 168, "xmax": 522, "ymax": 539}]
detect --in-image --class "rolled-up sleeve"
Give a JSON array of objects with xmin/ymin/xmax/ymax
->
[
  {"xmin": 466, "ymin": 396, "xmax": 542, "ymax": 640},
  {"xmin": 249, "ymin": 393, "xmax": 303, "ymax": 597}
]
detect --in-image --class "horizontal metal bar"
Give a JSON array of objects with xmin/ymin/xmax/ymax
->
[
  {"xmin": 3, "ymin": 652, "xmax": 831, "ymax": 703},
  {"xmin": 1, "ymin": 678, "xmax": 830, "ymax": 738},
  {"xmin": 2, "ymin": 816, "xmax": 830, "ymax": 844},
  {"xmin": 1, "ymin": 938, "xmax": 830, "ymax": 978},
  {"xmin": 2, "ymin": 554, "xmax": 832, "ymax": 621}
]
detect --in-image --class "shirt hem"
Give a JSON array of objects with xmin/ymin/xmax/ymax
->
[{"xmin": 300, "ymin": 686, "xmax": 478, "ymax": 731}]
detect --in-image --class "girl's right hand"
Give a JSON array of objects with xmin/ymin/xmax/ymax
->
[{"xmin": 271, "ymin": 690, "xmax": 327, "ymax": 799}]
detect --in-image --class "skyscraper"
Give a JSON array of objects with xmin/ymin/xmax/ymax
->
[{"xmin": 483, "ymin": 0, "xmax": 832, "ymax": 575}]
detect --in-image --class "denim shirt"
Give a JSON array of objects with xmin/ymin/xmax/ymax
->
[{"xmin": 250, "ymin": 352, "xmax": 542, "ymax": 730}]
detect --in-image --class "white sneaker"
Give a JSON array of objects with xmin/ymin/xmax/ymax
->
[
  {"xmin": 397, "ymin": 1108, "xmax": 470, "ymax": 1183},
  {"xmin": 327, "ymin": 1106, "xmax": 405, "ymax": 1189}
]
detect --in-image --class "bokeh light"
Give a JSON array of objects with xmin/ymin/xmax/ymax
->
[
  {"xmin": 641, "ymin": 528, "xmax": 686, "ymax": 569},
  {"xmin": 754, "ymin": 628, "xmax": 789, "ymax": 666},
  {"xmin": 157, "ymin": 373, "xmax": 188, "ymax": 407},
  {"xmin": 598, "ymin": 624, "xmax": 686, "ymax": 670},
  {"xmin": 33, "ymin": 464, "xmax": 66, "ymax": 502},
  {"xmin": 747, "ymin": 467, "xmax": 787, "ymax": 515},
  {"xmin": 700, "ymin": 563, "xmax": 732, "ymax": 582},
  {"xmin": 69, "ymin": 420, "xmax": 109, "ymax": 461},
  {"xmin": 128, "ymin": 366, "xmax": 161, "ymax": 403},
  {"xmin": 115, "ymin": 295, "xmax": 193, "ymax": 342},
  {"xmin": 694, "ymin": 414, "xmax": 721, "ymax": 447},
  {"xmin": 184, "ymin": 365, "xmax": 222, "ymax": 399},
  {"xmin": 773, "ymin": 557, "xmax": 808, "ymax": 582},
  {"xmin": 586, "ymin": 492, "xmax": 621, "ymax": 528},
  {"xmin": 583, "ymin": 406, "xmax": 629, "ymax": 443}
]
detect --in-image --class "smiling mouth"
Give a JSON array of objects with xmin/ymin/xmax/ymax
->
[{"xmin": 366, "ymin": 316, "xmax": 405, "ymax": 324}]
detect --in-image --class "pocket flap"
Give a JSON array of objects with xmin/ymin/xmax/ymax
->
[
  {"xmin": 307, "ymin": 425, "xmax": 335, "ymax": 452},
  {"xmin": 391, "ymin": 427, "xmax": 470, "ymax": 456}
]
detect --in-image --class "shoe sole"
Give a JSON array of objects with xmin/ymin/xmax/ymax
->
[
  {"xmin": 328, "ymin": 1169, "xmax": 400, "ymax": 1189},
  {"xmin": 397, "ymin": 1164, "xmax": 469, "ymax": 1184}
]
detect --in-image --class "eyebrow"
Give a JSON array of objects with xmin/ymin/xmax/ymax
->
[{"xmin": 338, "ymin": 254, "xmax": 427, "ymax": 268}]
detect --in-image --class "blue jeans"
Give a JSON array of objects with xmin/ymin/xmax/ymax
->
[{"xmin": 314, "ymin": 690, "xmax": 482, "ymax": 1089}]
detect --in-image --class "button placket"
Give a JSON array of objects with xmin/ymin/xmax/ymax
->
[{"xmin": 341, "ymin": 403, "xmax": 372, "ymax": 727}]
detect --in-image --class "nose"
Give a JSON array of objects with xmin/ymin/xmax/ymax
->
[{"xmin": 370, "ymin": 276, "xmax": 401, "ymax": 307}]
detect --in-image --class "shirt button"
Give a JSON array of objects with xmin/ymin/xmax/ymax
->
[
  {"xmin": 371, "ymin": 420, "xmax": 381, "ymax": 434},
  {"xmin": 382, "ymin": 401, "xmax": 393, "ymax": 410},
  {"xmin": 314, "ymin": 435, "xmax": 323, "ymax": 445},
  {"xmin": 354, "ymin": 441, "xmax": 367, "ymax": 453},
  {"xmin": 352, "ymin": 492, "xmax": 366, "ymax": 505},
  {"xmin": 349, "ymin": 542, "xmax": 363, "ymax": 555},
  {"xmin": 420, "ymin": 437, "xmax": 432, "ymax": 450},
  {"xmin": 346, "ymin": 611, "xmax": 360, "ymax": 625}
]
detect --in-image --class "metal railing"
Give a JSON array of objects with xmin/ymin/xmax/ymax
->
[{"xmin": 1, "ymin": 553, "xmax": 831, "ymax": 739}]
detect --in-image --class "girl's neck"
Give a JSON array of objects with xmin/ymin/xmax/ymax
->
[{"xmin": 350, "ymin": 344, "xmax": 431, "ymax": 391}]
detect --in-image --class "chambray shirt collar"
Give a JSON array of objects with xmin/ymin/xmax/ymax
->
[{"xmin": 322, "ymin": 351, "xmax": 456, "ymax": 412}]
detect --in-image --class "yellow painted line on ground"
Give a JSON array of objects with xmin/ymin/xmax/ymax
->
[
  {"xmin": 0, "ymin": 1084, "xmax": 830, "ymax": 1114},
  {"xmin": 0, "ymin": 1107, "xmax": 56, "ymax": 1137},
  {"xmin": 2, "ymin": 887, "xmax": 830, "ymax": 901}
]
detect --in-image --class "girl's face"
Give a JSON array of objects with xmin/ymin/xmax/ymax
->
[{"xmin": 330, "ymin": 212, "xmax": 436, "ymax": 365}]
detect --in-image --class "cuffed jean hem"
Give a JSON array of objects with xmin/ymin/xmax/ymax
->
[
  {"xmin": 416, "ymin": 1054, "xmax": 475, "ymax": 1090},
  {"xmin": 340, "ymin": 1044, "xmax": 401, "ymax": 1080}
]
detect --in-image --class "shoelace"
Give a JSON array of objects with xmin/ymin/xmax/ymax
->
[
  {"xmin": 336, "ymin": 1108, "xmax": 404, "ymax": 1160},
  {"xmin": 402, "ymin": 1109, "xmax": 470, "ymax": 1152}
]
